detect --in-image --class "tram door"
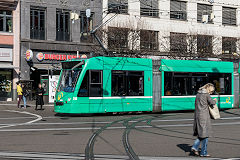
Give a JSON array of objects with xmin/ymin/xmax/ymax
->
[
  {"xmin": 77, "ymin": 70, "xmax": 103, "ymax": 113},
  {"xmin": 89, "ymin": 70, "xmax": 104, "ymax": 113}
]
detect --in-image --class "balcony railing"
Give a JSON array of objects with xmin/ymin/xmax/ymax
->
[
  {"xmin": 170, "ymin": 11, "xmax": 187, "ymax": 20},
  {"xmin": 140, "ymin": 8, "xmax": 159, "ymax": 17},
  {"xmin": 56, "ymin": 30, "xmax": 70, "ymax": 41},
  {"xmin": 30, "ymin": 28, "xmax": 45, "ymax": 40}
]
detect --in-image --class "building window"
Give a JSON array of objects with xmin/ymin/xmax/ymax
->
[
  {"xmin": 197, "ymin": 4, "xmax": 213, "ymax": 23},
  {"xmin": 56, "ymin": 9, "xmax": 70, "ymax": 41},
  {"xmin": 222, "ymin": 7, "xmax": 236, "ymax": 26},
  {"xmin": 108, "ymin": 27, "xmax": 129, "ymax": 49},
  {"xmin": 170, "ymin": 32, "xmax": 187, "ymax": 52},
  {"xmin": 80, "ymin": 12, "xmax": 93, "ymax": 43},
  {"xmin": 108, "ymin": 0, "xmax": 128, "ymax": 14},
  {"xmin": 140, "ymin": 30, "xmax": 158, "ymax": 51},
  {"xmin": 140, "ymin": 0, "xmax": 159, "ymax": 17},
  {"xmin": 170, "ymin": 0, "xmax": 187, "ymax": 21},
  {"xmin": 197, "ymin": 35, "xmax": 212, "ymax": 53},
  {"xmin": 30, "ymin": 8, "xmax": 45, "ymax": 40},
  {"xmin": 222, "ymin": 37, "xmax": 237, "ymax": 54},
  {"xmin": 112, "ymin": 71, "xmax": 144, "ymax": 96},
  {"xmin": 0, "ymin": 11, "xmax": 12, "ymax": 32}
]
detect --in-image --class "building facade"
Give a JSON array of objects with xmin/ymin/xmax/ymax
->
[
  {"xmin": 103, "ymin": 0, "xmax": 240, "ymax": 57},
  {"xmin": 20, "ymin": 0, "xmax": 103, "ymax": 102},
  {"xmin": 0, "ymin": 0, "xmax": 20, "ymax": 101}
]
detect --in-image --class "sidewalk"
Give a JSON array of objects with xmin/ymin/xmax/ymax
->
[{"xmin": 0, "ymin": 100, "xmax": 54, "ymax": 107}]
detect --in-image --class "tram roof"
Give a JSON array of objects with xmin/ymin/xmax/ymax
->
[
  {"xmin": 160, "ymin": 59, "xmax": 234, "ymax": 73},
  {"xmin": 62, "ymin": 56, "xmax": 152, "ymax": 66}
]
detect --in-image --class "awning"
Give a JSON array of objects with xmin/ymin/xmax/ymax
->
[{"xmin": 0, "ymin": 63, "xmax": 18, "ymax": 69}]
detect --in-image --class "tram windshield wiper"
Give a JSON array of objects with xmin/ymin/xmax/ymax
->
[{"xmin": 71, "ymin": 61, "xmax": 85, "ymax": 70}]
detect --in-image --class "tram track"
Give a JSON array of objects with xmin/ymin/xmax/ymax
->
[
  {"xmin": 85, "ymin": 115, "xmax": 168, "ymax": 160},
  {"xmin": 122, "ymin": 116, "xmax": 157, "ymax": 160},
  {"xmin": 85, "ymin": 115, "xmax": 151, "ymax": 160}
]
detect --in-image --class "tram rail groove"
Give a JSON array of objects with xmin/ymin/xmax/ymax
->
[
  {"xmin": 122, "ymin": 116, "xmax": 157, "ymax": 160},
  {"xmin": 84, "ymin": 115, "xmax": 149, "ymax": 160}
]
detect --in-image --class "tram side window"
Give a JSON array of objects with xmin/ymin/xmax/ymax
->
[
  {"xmin": 164, "ymin": 72, "xmax": 232, "ymax": 96},
  {"xmin": 89, "ymin": 70, "xmax": 103, "ymax": 97},
  {"xmin": 112, "ymin": 71, "xmax": 144, "ymax": 96},
  {"xmin": 78, "ymin": 71, "xmax": 89, "ymax": 97},
  {"xmin": 112, "ymin": 71, "xmax": 127, "ymax": 96},
  {"xmin": 128, "ymin": 71, "xmax": 144, "ymax": 96}
]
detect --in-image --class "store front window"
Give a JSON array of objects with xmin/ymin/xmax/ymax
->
[
  {"xmin": 0, "ymin": 70, "xmax": 12, "ymax": 101},
  {"xmin": 164, "ymin": 72, "xmax": 232, "ymax": 96}
]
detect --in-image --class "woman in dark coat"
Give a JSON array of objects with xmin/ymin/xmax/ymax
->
[
  {"xmin": 35, "ymin": 83, "xmax": 45, "ymax": 110},
  {"xmin": 191, "ymin": 83, "xmax": 216, "ymax": 157}
]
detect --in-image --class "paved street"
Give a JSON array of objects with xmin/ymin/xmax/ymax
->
[{"xmin": 0, "ymin": 104, "xmax": 240, "ymax": 160}]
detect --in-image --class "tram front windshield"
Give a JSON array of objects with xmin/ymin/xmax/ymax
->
[
  {"xmin": 58, "ymin": 69, "xmax": 81, "ymax": 92},
  {"xmin": 58, "ymin": 61, "xmax": 84, "ymax": 93}
]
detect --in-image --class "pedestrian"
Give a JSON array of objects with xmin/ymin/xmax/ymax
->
[
  {"xmin": 35, "ymin": 83, "xmax": 45, "ymax": 110},
  {"xmin": 17, "ymin": 82, "xmax": 23, "ymax": 108},
  {"xmin": 22, "ymin": 84, "xmax": 28, "ymax": 109},
  {"xmin": 191, "ymin": 83, "xmax": 217, "ymax": 157}
]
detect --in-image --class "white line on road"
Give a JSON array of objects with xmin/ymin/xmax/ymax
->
[
  {"xmin": 0, "ymin": 121, "xmax": 240, "ymax": 132},
  {"xmin": 0, "ymin": 110, "xmax": 42, "ymax": 129},
  {"xmin": 0, "ymin": 151, "xmax": 237, "ymax": 160},
  {"xmin": 0, "ymin": 116, "xmax": 239, "ymax": 126}
]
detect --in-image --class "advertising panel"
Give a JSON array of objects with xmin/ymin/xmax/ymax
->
[
  {"xmin": 49, "ymin": 75, "xmax": 60, "ymax": 103},
  {"xmin": 0, "ymin": 48, "xmax": 12, "ymax": 62}
]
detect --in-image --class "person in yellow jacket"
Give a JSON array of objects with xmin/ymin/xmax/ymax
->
[{"xmin": 17, "ymin": 82, "xmax": 23, "ymax": 108}]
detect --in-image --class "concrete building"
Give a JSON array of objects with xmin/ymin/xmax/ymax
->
[
  {"xmin": 0, "ymin": 0, "xmax": 20, "ymax": 101},
  {"xmin": 103, "ymin": 0, "xmax": 240, "ymax": 57},
  {"xmin": 19, "ymin": 0, "xmax": 103, "ymax": 102}
]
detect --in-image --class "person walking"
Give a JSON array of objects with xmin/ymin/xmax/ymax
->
[
  {"xmin": 22, "ymin": 84, "xmax": 28, "ymax": 109},
  {"xmin": 191, "ymin": 83, "xmax": 217, "ymax": 157},
  {"xmin": 35, "ymin": 83, "xmax": 45, "ymax": 110},
  {"xmin": 17, "ymin": 82, "xmax": 23, "ymax": 108}
]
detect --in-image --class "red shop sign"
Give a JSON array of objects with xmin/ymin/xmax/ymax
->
[{"xmin": 44, "ymin": 54, "xmax": 77, "ymax": 61}]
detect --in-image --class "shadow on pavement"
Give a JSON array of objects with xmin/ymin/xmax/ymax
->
[{"xmin": 177, "ymin": 144, "xmax": 195, "ymax": 156}]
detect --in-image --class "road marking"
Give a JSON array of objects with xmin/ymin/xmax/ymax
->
[
  {"xmin": 0, "ymin": 110, "xmax": 42, "ymax": 129},
  {"xmin": 0, "ymin": 116, "xmax": 57, "ymax": 120},
  {"xmin": 0, "ymin": 151, "xmax": 237, "ymax": 160},
  {"xmin": 0, "ymin": 120, "xmax": 240, "ymax": 132},
  {"xmin": 0, "ymin": 116, "xmax": 239, "ymax": 126},
  {"xmin": 0, "ymin": 116, "xmax": 239, "ymax": 127}
]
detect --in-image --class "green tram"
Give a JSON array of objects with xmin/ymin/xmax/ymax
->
[{"xmin": 54, "ymin": 57, "xmax": 237, "ymax": 114}]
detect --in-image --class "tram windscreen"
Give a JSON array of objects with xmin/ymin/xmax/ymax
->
[{"xmin": 58, "ymin": 69, "xmax": 82, "ymax": 92}]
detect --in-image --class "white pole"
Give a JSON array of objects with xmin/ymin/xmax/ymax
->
[{"xmin": 77, "ymin": 51, "xmax": 79, "ymax": 58}]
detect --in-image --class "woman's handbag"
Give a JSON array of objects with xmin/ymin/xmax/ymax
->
[{"xmin": 209, "ymin": 104, "xmax": 220, "ymax": 119}]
